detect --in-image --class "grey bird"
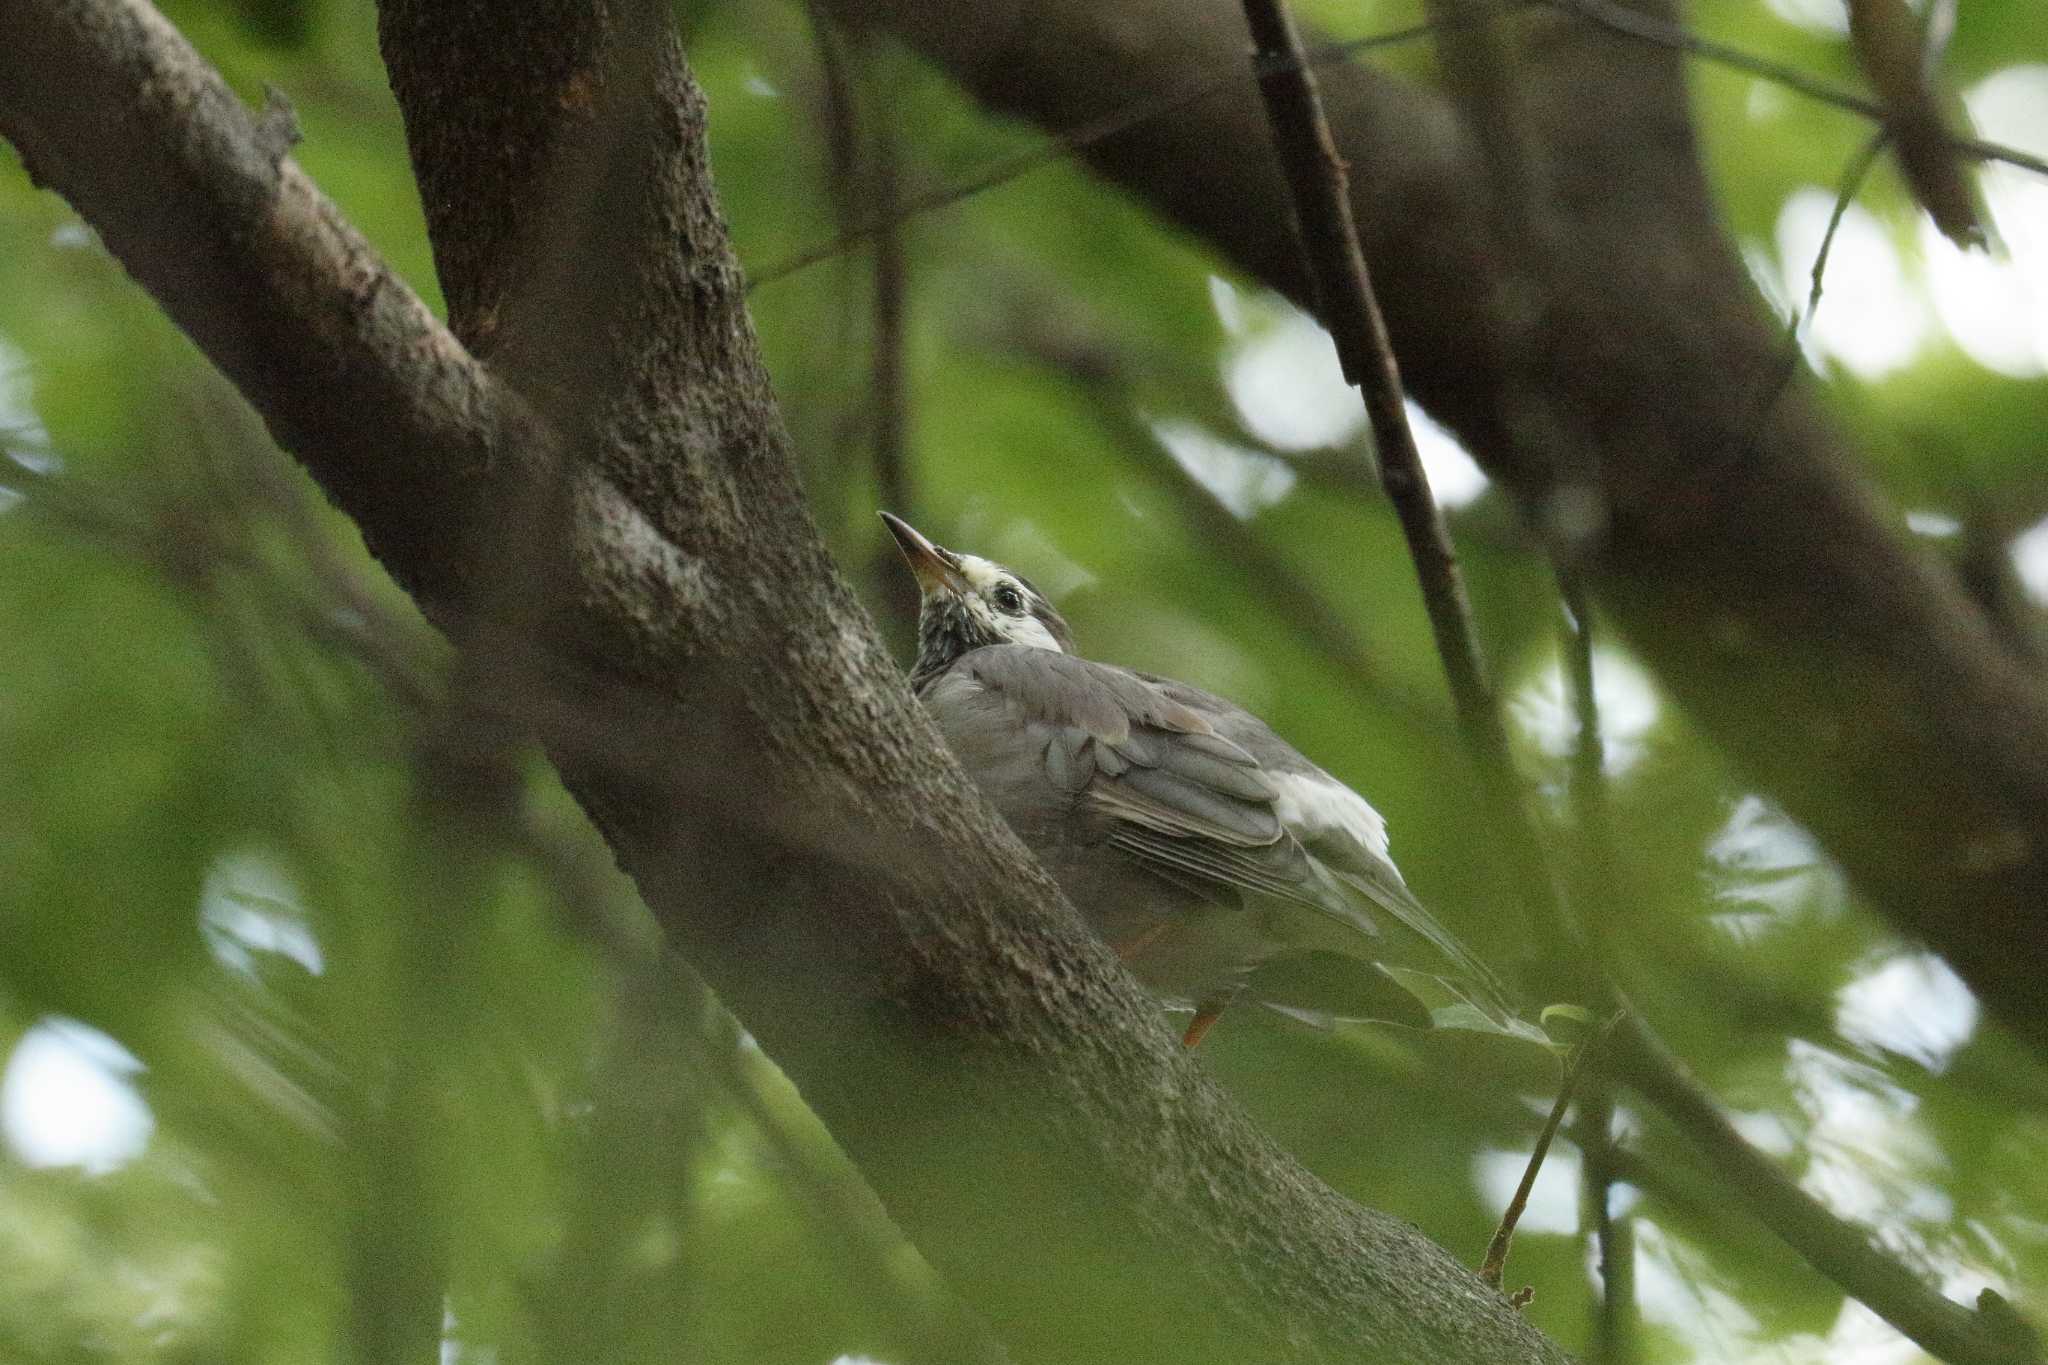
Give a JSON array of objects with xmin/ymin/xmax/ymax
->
[{"xmin": 881, "ymin": 512, "xmax": 1512, "ymax": 1047}]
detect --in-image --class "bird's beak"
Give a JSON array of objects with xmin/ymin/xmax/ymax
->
[{"xmin": 880, "ymin": 511, "xmax": 967, "ymax": 595}]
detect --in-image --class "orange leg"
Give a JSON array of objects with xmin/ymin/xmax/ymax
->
[
  {"xmin": 1181, "ymin": 1004, "xmax": 1225, "ymax": 1048},
  {"xmin": 1111, "ymin": 921, "xmax": 1172, "ymax": 962}
]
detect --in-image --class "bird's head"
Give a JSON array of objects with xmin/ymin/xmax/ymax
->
[{"xmin": 881, "ymin": 512, "xmax": 1074, "ymax": 685}]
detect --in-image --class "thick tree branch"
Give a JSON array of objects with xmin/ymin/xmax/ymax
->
[
  {"xmin": 0, "ymin": 4, "xmax": 543, "ymax": 617},
  {"xmin": 824, "ymin": 0, "xmax": 2048, "ymax": 1060},
  {"xmin": 0, "ymin": 1, "xmax": 1568, "ymax": 1360},
  {"xmin": 1609, "ymin": 1017, "xmax": 2042, "ymax": 1365}
]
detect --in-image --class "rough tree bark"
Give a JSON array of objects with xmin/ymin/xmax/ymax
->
[
  {"xmin": 823, "ymin": 0, "xmax": 2048, "ymax": 1056},
  {"xmin": 0, "ymin": 1, "xmax": 1570, "ymax": 1361}
]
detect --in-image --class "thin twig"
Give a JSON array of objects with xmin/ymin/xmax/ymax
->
[
  {"xmin": 1728, "ymin": 128, "xmax": 1889, "ymax": 465},
  {"xmin": 1238, "ymin": 0, "xmax": 1565, "ymax": 946},
  {"xmin": 1576, "ymin": 1083, "xmax": 1636, "ymax": 1364},
  {"xmin": 1542, "ymin": 0, "xmax": 2048, "ymax": 180},
  {"xmin": 747, "ymin": 15, "xmax": 1466, "ymax": 289},
  {"xmin": 1558, "ymin": 578, "xmax": 1608, "ymax": 847},
  {"xmin": 853, "ymin": 52, "xmax": 925, "ymax": 636},
  {"xmin": 1239, "ymin": 0, "xmax": 1591, "ymax": 1301},
  {"xmin": 1557, "ymin": 581, "xmax": 1634, "ymax": 1362},
  {"xmin": 1798, "ymin": 133, "xmax": 1894, "ymax": 337},
  {"xmin": 1481, "ymin": 1036, "xmax": 1596, "ymax": 1295}
]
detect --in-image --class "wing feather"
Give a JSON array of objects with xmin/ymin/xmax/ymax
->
[
  {"xmin": 952, "ymin": 646, "xmax": 1503, "ymax": 1008},
  {"xmin": 960, "ymin": 648, "xmax": 1333, "ymax": 914}
]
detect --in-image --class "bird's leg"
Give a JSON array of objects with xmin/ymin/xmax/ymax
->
[
  {"xmin": 1109, "ymin": 921, "xmax": 1172, "ymax": 962},
  {"xmin": 1181, "ymin": 988, "xmax": 1241, "ymax": 1048}
]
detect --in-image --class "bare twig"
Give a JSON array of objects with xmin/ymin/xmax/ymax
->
[
  {"xmin": 1846, "ymin": 0, "xmax": 1986, "ymax": 247},
  {"xmin": 1238, "ymin": 0, "xmax": 1596, "ymax": 1304},
  {"xmin": 1237, "ymin": 0, "xmax": 1563, "ymax": 950},
  {"xmin": 869, "ymin": 116, "xmax": 912, "ymax": 518},
  {"xmin": 1556, "ymin": 582, "xmax": 1636, "ymax": 1364},
  {"xmin": 1575, "ymin": 1084, "xmax": 1636, "ymax": 1364},
  {"xmin": 1729, "ymin": 129, "xmax": 1889, "ymax": 466},
  {"xmin": 749, "ymin": 15, "xmax": 1462, "ymax": 289},
  {"xmin": 863, "ymin": 77, "xmax": 922, "ymax": 634},
  {"xmin": 1541, "ymin": 0, "xmax": 2048, "ymax": 180},
  {"xmin": 1557, "ymin": 578, "xmax": 1608, "ymax": 850},
  {"xmin": 1481, "ymin": 1037, "xmax": 1594, "ymax": 1294},
  {"xmin": 799, "ymin": 15, "xmax": 922, "ymax": 633}
]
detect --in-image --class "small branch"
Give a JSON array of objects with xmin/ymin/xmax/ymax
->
[
  {"xmin": 1558, "ymin": 577, "xmax": 1608, "ymax": 846},
  {"xmin": 1556, "ymin": 586, "xmax": 1634, "ymax": 1361},
  {"xmin": 1237, "ymin": 0, "xmax": 1568, "ymax": 950},
  {"xmin": 868, "ymin": 112, "xmax": 912, "ymax": 519},
  {"xmin": 1480, "ymin": 1037, "xmax": 1594, "ymax": 1295},
  {"xmin": 984, "ymin": 278, "xmax": 1441, "ymax": 731},
  {"xmin": 751, "ymin": 14, "xmax": 1464, "ymax": 289},
  {"xmin": 1730, "ymin": 129, "xmax": 1890, "ymax": 465},
  {"xmin": 1575, "ymin": 1082, "xmax": 1636, "ymax": 1364},
  {"xmin": 1607, "ymin": 1015, "xmax": 2043, "ymax": 1365},
  {"xmin": 1540, "ymin": 0, "xmax": 2048, "ymax": 180},
  {"xmin": 864, "ymin": 76, "xmax": 924, "ymax": 636},
  {"xmin": 1846, "ymin": 0, "xmax": 1987, "ymax": 247}
]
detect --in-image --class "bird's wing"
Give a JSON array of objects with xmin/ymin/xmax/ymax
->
[
  {"xmin": 956, "ymin": 648, "xmax": 1375, "ymax": 930},
  {"xmin": 1141, "ymin": 674, "xmax": 1512, "ymax": 1004}
]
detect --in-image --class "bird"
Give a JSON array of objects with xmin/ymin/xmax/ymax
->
[{"xmin": 880, "ymin": 511, "xmax": 1512, "ymax": 1048}]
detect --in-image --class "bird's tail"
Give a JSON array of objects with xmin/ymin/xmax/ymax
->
[{"xmin": 1329, "ymin": 868, "xmax": 1532, "ymax": 1041}]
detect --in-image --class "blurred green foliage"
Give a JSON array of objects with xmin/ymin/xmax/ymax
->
[{"xmin": 3, "ymin": 0, "xmax": 2047, "ymax": 1361}]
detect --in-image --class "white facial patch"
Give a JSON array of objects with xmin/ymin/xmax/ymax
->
[
  {"xmin": 1270, "ymin": 770, "xmax": 1392, "ymax": 863},
  {"xmin": 952, "ymin": 555, "xmax": 1065, "ymax": 654},
  {"xmin": 1000, "ymin": 613, "xmax": 1065, "ymax": 653},
  {"xmin": 955, "ymin": 555, "xmax": 1005, "ymax": 592}
]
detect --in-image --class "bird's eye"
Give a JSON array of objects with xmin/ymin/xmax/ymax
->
[{"xmin": 992, "ymin": 585, "xmax": 1025, "ymax": 614}]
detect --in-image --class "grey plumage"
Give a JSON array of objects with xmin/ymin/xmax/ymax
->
[{"xmin": 882, "ymin": 512, "xmax": 1512, "ymax": 1042}]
